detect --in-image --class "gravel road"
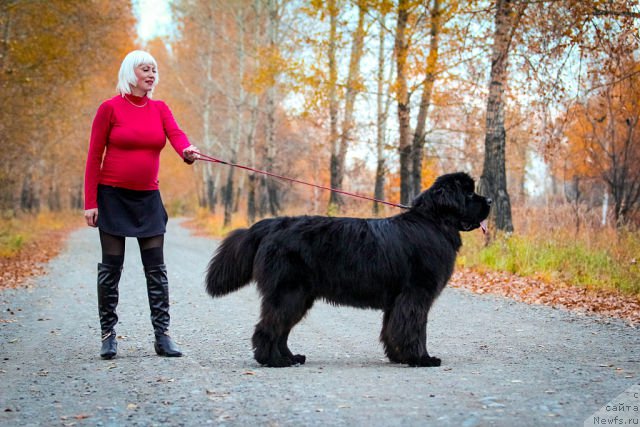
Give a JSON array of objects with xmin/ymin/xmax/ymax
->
[{"xmin": 1, "ymin": 219, "xmax": 638, "ymax": 426}]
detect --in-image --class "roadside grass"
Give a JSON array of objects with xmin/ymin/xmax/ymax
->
[
  {"xmin": 0, "ymin": 211, "xmax": 81, "ymax": 258},
  {"xmin": 458, "ymin": 206, "xmax": 640, "ymax": 297}
]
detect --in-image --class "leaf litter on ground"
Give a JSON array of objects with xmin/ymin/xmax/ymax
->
[{"xmin": 450, "ymin": 268, "xmax": 640, "ymax": 325}]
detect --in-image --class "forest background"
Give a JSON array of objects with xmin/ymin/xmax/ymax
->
[{"xmin": 1, "ymin": 0, "xmax": 639, "ymax": 301}]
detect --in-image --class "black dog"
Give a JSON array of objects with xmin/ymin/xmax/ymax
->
[{"xmin": 205, "ymin": 172, "xmax": 491, "ymax": 367}]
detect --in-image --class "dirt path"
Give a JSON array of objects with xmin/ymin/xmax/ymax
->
[{"xmin": 1, "ymin": 220, "xmax": 638, "ymax": 426}]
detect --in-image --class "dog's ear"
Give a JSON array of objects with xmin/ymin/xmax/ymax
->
[
  {"xmin": 412, "ymin": 184, "xmax": 460, "ymax": 213},
  {"xmin": 433, "ymin": 186, "xmax": 460, "ymax": 212},
  {"xmin": 411, "ymin": 192, "xmax": 428, "ymax": 209},
  {"xmin": 411, "ymin": 190, "xmax": 439, "ymax": 210}
]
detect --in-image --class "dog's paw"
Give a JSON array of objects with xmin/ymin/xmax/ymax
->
[
  {"xmin": 409, "ymin": 355, "xmax": 441, "ymax": 367},
  {"xmin": 290, "ymin": 354, "xmax": 306, "ymax": 365},
  {"xmin": 266, "ymin": 357, "xmax": 293, "ymax": 368}
]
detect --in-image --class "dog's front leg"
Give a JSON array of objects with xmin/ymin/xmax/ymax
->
[
  {"xmin": 412, "ymin": 315, "xmax": 441, "ymax": 367},
  {"xmin": 385, "ymin": 288, "xmax": 441, "ymax": 367}
]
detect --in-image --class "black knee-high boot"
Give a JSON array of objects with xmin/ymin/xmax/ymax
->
[
  {"xmin": 97, "ymin": 263, "xmax": 122, "ymax": 359},
  {"xmin": 144, "ymin": 264, "xmax": 182, "ymax": 357}
]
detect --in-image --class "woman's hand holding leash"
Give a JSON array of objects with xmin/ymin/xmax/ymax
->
[{"xmin": 183, "ymin": 145, "xmax": 201, "ymax": 164}]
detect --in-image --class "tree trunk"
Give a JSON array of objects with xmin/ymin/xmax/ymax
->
[
  {"xmin": 258, "ymin": 176, "xmax": 268, "ymax": 218},
  {"xmin": 263, "ymin": 0, "xmax": 280, "ymax": 217},
  {"xmin": 479, "ymin": 0, "xmax": 522, "ymax": 233},
  {"xmin": 20, "ymin": 171, "xmax": 39, "ymax": 214},
  {"xmin": 48, "ymin": 183, "xmax": 61, "ymax": 211},
  {"xmin": 244, "ymin": 91, "xmax": 259, "ymax": 223},
  {"xmin": 0, "ymin": 2, "xmax": 11, "ymax": 72},
  {"xmin": 411, "ymin": 0, "xmax": 440, "ymax": 198},
  {"xmin": 70, "ymin": 183, "xmax": 83, "ymax": 210},
  {"xmin": 201, "ymin": 23, "xmax": 217, "ymax": 212},
  {"xmin": 333, "ymin": 0, "xmax": 366, "ymax": 211},
  {"xmin": 234, "ymin": 173, "xmax": 245, "ymax": 213},
  {"xmin": 610, "ymin": 115, "xmax": 640, "ymax": 228},
  {"xmin": 246, "ymin": 0, "xmax": 262, "ymax": 225},
  {"xmin": 327, "ymin": 0, "xmax": 341, "ymax": 210},
  {"xmin": 225, "ymin": 7, "xmax": 249, "ymax": 227},
  {"xmin": 247, "ymin": 174, "xmax": 257, "ymax": 223},
  {"xmin": 0, "ymin": 3, "xmax": 16, "ymax": 213},
  {"xmin": 223, "ymin": 113, "xmax": 239, "ymax": 227},
  {"xmin": 373, "ymin": 11, "xmax": 391, "ymax": 216},
  {"xmin": 395, "ymin": 0, "xmax": 411, "ymax": 206},
  {"xmin": 206, "ymin": 171, "xmax": 218, "ymax": 213},
  {"xmin": 247, "ymin": 96, "xmax": 258, "ymax": 224}
]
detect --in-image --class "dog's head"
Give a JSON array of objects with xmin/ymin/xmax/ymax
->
[{"xmin": 411, "ymin": 172, "xmax": 491, "ymax": 233}]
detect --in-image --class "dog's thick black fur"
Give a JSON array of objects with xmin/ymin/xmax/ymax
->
[{"xmin": 205, "ymin": 172, "xmax": 491, "ymax": 367}]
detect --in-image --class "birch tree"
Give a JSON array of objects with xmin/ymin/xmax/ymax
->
[
  {"xmin": 329, "ymin": 0, "xmax": 367, "ymax": 210},
  {"xmin": 373, "ymin": 7, "xmax": 394, "ymax": 215},
  {"xmin": 171, "ymin": 0, "xmax": 227, "ymax": 212},
  {"xmin": 260, "ymin": 0, "xmax": 282, "ymax": 217}
]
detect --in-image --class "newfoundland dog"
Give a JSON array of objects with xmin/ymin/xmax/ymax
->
[{"xmin": 205, "ymin": 172, "xmax": 491, "ymax": 367}]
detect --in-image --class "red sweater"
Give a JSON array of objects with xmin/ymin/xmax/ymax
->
[{"xmin": 84, "ymin": 94, "xmax": 191, "ymax": 210}]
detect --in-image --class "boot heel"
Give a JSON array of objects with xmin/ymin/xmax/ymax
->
[
  {"xmin": 154, "ymin": 333, "xmax": 183, "ymax": 357},
  {"xmin": 100, "ymin": 332, "xmax": 118, "ymax": 359}
]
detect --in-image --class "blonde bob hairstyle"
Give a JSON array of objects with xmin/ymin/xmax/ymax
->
[{"xmin": 116, "ymin": 50, "xmax": 159, "ymax": 97}]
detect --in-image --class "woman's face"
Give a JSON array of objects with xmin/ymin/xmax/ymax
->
[{"xmin": 132, "ymin": 63, "xmax": 157, "ymax": 95}]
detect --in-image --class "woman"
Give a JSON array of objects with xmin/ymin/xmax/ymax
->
[{"xmin": 84, "ymin": 50, "xmax": 200, "ymax": 359}]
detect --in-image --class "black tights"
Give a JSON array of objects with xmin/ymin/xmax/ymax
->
[{"xmin": 99, "ymin": 230, "xmax": 164, "ymax": 268}]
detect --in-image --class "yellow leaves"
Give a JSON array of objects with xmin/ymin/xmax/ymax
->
[
  {"xmin": 375, "ymin": 0, "xmax": 396, "ymax": 16},
  {"xmin": 244, "ymin": 46, "xmax": 292, "ymax": 95},
  {"xmin": 421, "ymin": 157, "xmax": 439, "ymax": 190},
  {"xmin": 301, "ymin": 0, "xmax": 341, "ymax": 21}
]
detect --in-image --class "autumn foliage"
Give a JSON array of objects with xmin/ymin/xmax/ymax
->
[
  {"xmin": 0, "ymin": 1, "xmax": 136, "ymax": 214},
  {"xmin": 557, "ymin": 59, "xmax": 640, "ymax": 225}
]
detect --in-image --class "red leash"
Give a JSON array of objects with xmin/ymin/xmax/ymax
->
[{"xmin": 195, "ymin": 152, "xmax": 410, "ymax": 210}]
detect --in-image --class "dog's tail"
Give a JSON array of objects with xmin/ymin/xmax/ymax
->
[{"xmin": 205, "ymin": 227, "xmax": 262, "ymax": 297}]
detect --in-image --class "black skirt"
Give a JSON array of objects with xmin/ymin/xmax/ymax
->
[{"xmin": 97, "ymin": 185, "xmax": 168, "ymax": 237}]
